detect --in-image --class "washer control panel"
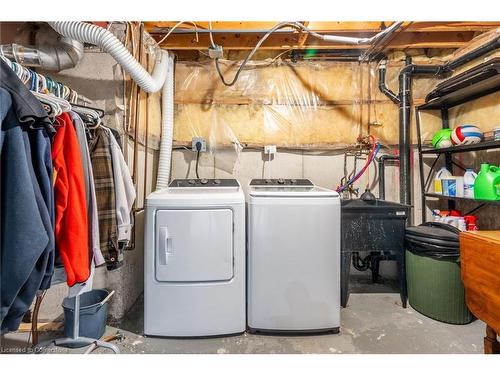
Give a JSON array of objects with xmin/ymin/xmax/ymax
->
[
  {"xmin": 250, "ymin": 178, "xmax": 314, "ymax": 186},
  {"xmin": 169, "ymin": 179, "xmax": 240, "ymax": 188}
]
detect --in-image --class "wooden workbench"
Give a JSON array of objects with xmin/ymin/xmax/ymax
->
[{"xmin": 461, "ymin": 231, "xmax": 500, "ymax": 354}]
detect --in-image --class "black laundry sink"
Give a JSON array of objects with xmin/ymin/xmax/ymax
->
[
  {"xmin": 340, "ymin": 199, "xmax": 411, "ymax": 308},
  {"xmin": 341, "ymin": 199, "xmax": 410, "ymax": 252}
]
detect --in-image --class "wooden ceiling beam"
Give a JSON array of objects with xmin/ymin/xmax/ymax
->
[
  {"xmin": 153, "ymin": 30, "xmax": 477, "ymax": 50},
  {"xmin": 145, "ymin": 21, "xmax": 500, "ymax": 34}
]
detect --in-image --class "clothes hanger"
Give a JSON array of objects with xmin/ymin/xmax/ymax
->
[
  {"xmin": 71, "ymin": 103, "xmax": 105, "ymax": 118},
  {"xmin": 72, "ymin": 107, "xmax": 102, "ymax": 129}
]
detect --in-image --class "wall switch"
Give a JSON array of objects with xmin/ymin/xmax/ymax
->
[
  {"xmin": 192, "ymin": 137, "xmax": 207, "ymax": 152},
  {"xmin": 264, "ymin": 145, "xmax": 277, "ymax": 155}
]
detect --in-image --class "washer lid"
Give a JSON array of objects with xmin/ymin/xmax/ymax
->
[{"xmin": 249, "ymin": 185, "xmax": 339, "ymax": 197}]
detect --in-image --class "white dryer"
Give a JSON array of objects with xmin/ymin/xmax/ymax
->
[
  {"xmin": 247, "ymin": 178, "xmax": 341, "ymax": 334},
  {"xmin": 144, "ymin": 179, "xmax": 245, "ymax": 337}
]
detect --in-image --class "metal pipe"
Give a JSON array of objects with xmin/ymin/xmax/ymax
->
[
  {"xmin": 0, "ymin": 36, "xmax": 84, "ymax": 71},
  {"xmin": 377, "ymin": 154, "xmax": 399, "ymax": 200}
]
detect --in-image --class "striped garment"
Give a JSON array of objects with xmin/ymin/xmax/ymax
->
[{"xmin": 88, "ymin": 126, "xmax": 123, "ymax": 270}]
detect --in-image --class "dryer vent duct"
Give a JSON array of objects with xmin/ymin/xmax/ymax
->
[{"xmin": 0, "ymin": 36, "xmax": 84, "ymax": 72}]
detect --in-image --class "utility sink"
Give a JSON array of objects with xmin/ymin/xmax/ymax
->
[{"xmin": 340, "ymin": 198, "xmax": 411, "ymax": 308}]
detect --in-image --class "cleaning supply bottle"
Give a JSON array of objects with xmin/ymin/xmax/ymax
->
[
  {"xmin": 434, "ymin": 167, "xmax": 452, "ymax": 194},
  {"xmin": 474, "ymin": 164, "xmax": 500, "ymax": 200},
  {"xmin": 464, "ymin": 215, "xmax": 478, "ymax": 231},
  {"xmin": 463, "ymin": 169, "xmax": 478, "ymax": 198}
]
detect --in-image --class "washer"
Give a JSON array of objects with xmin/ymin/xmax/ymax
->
[
  {"xmin": 144, "ymin": 179, "xmax": 245, "ymax": 337},
  {"xmin": 247, "ymin": 178, "xmax": 341, "ymax": 333}
]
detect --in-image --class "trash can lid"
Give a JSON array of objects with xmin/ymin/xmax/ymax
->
[
  {"xmin": 405, "ymin": 222, "xmax": 460, "ymax": 243},
  {"xmin": 405, "ymin": 233, "xmax": 459, "ymax": 248},
  {"xmin": 405, "ymin": 222, "xmax": 460, "ymax": 259}
]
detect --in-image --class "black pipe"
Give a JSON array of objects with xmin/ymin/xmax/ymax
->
[
  {"xmin": 377, "ymin": 154, "xmax": 399, "ymax": 200},
  {"xmin": 398, "ymin": 57, "xmax": 413, "ymax": 206},
  {"xmin": 444, "ymin": 36, "xmax": 500, "ymax": 72},
  {"xmin": 378, "ymin": 36, "xmax": 500, "ymax": 208},
  {"xmin": 378, "ymin": 62, "xmax": 400, "ymax": 104}
]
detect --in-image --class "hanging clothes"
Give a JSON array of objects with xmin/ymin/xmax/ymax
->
[
  {"xmin": 51, "ymin": 112, "xmax": 90, "ymax": 286},
  {"xmin": 70, "ymin": 112, "xmax": 105, "ymax": 266},
  {"xmin": 89, "ymin": 126, "xmax": 122, "ymax": 270},
  {"xmin": 0, "ymin": 58, "xmax": 55, "ymax": 333},
  {"xmin": 106, "ymin": 128, "xmax": 136, "ymax": 246}
]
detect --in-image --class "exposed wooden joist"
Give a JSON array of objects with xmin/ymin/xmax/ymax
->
[
  {"xmin": 152, "ymin": 30, "xmax": 477, "ymax": 50},
  {"xmin": 145, "ymin": 22, "xmax": 500, "ymax": 52},
  {"xmin": 145, "ymin": 21, "xmax": 500, "ymax": 33}
]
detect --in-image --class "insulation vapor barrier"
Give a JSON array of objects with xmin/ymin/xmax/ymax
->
[
  {"xmin": 171, "ymin": 58, "xmax": 445, "ymax": 156},
  {"xmin": 174, "ymin": 60, "xmax": 362, "ymax": 151}
]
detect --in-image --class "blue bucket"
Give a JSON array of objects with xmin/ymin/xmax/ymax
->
[{"xmin": 62, "ymin": 289, "xmax": 111, "ymax": 346}]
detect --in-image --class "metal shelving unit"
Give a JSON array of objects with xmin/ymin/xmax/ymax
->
[{"xmin": 415, "ymin": 58, "xmax": 500, "ymax": 221}]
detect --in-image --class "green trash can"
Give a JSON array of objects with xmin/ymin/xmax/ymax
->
[{"xmin": 405, "ymin": 222, "xmax": 473, "ymax": 325}]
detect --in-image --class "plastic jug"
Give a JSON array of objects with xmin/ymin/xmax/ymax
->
[
  {"xmin": 463, "ymin": 169, "xmax": 478, "ymax": 198},
  {"xmin": 434, "ymin": 167, "xmax": 452, "ymax": 194},
  {"xmin": 474, "ymin": 164, "xmax": 500, "ymax": 201},
  {"xmin": 442, "ymin": 176, "xmax": 464, "ymax": 197}
]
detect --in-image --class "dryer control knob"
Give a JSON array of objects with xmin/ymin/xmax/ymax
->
[
  {"xmin": 188, "ymin": 179, "xmax": 195, "ymax": 184},
  {"xmin": 265, "ymin": 179, "xmax": 272, "ymax": 184},
  {"xmin": 214, "ymin": 179, "xmax": 221, "ymax": 185},
  {"xmin": 290, "ymin": 179, "xmax": 297, "ymax": 184},
  {"xmin": 200, "ymin": 178, "xmax": 209, "ymax": 184},
  {"xmin": 277, "ymin": 178, "xmax": 285, "ymax": 184}
]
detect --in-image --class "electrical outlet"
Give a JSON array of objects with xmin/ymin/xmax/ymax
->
[
  {"xmin": 192, "ymin": 137, "xmax": 207, "ymax": 152},
  {"xmin": 264, "ymin": 145, "xmax": 277, "ymax": 155}
]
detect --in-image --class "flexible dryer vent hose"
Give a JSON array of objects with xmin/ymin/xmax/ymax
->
[
  {"xmin": 48, "ymin": 21, "xmax": 168, "ymax": 93},
  {"xmin": 48, "ymin": 21, "xmax": 175, "ymax": 188},
  {"xmin": 156, "ymin": 53, "xmax": 175, "ymax": 190}
]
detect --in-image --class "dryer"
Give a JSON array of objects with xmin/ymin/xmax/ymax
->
[
  {"xmin": 144, "ymin": 178, "xmax": 245, "ymax": 337},
  {"xmin": 247, "ymin": 178, "xmax": 341, "ymax": 333}
]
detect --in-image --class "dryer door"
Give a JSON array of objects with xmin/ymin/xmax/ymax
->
[{"xmin": 155, "ymin": 209, "xmax": 233, "ymax": 282}]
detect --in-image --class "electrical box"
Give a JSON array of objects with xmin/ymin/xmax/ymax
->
[
  {"xmin": 192, "ymin": 137, "xmax": 207, "ymax": 152},
  {"xmin": 264, "ymin": 145, "xmax": 277, "ymax": 155}
]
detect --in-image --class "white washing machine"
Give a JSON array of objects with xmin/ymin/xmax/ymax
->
[
  {"xmin": 144, "ymin": 178, "xmax": 245, "ymax": 337},
  {"xmin": 247, "ymin": 178, "xmax": 341, "ymax": 334}
]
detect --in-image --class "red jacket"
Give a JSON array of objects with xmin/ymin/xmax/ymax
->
[{"xmin": 52, "ymin": 112, "xmax": 90, "ymax": 286}]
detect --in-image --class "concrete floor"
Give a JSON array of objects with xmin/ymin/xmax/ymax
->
[{"xmin": 1, "ymin": 292, "xmax": 485, "ymax": 354}]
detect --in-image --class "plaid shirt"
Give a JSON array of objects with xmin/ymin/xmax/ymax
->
[{"xmin": 88, "ymin": 127, "xmax": 123, "ymax": 270}]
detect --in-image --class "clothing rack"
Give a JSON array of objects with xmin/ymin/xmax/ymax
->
[
  {"xmin": 1, "ymin": 55, "xmax": 119, "ymax": 354},
  {"xmin": 0, "ymin": 55, "xmax": 92, "ymax": 104}
]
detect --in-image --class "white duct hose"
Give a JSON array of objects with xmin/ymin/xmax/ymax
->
[
  {"xmin": 156, "ymin": 52, "xmax": 175, "ymax": 189},
  {"xmin": 48, "ymin": 21, "xmax": 175, "ymax": 189},
  {"xmin": 48, "ymin": 21, "xmax": 168, "ymax": 93}
]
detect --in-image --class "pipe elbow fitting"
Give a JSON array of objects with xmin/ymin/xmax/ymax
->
[{"xmin": 37, "ymin": 37, "xmax": 84, "ymax": 71}]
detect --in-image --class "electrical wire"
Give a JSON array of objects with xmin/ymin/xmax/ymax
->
[
  {"xmin": 214, "ymin": 22, "xmax": 304, "ymax": 86},
  {"xmin": 195, "ymin": 150, "xmax": 200, "ymax": 179},
  {"xmin": 156, "ymin": 21, "xmax": 200, "ymax": 46},
  {"xmin": 213, "ymin": 21, "xmax": 403, "ymax": 87},
  {"xmin": 208, "ymin": 21, "xmax": 216, "ymax": 48}
]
